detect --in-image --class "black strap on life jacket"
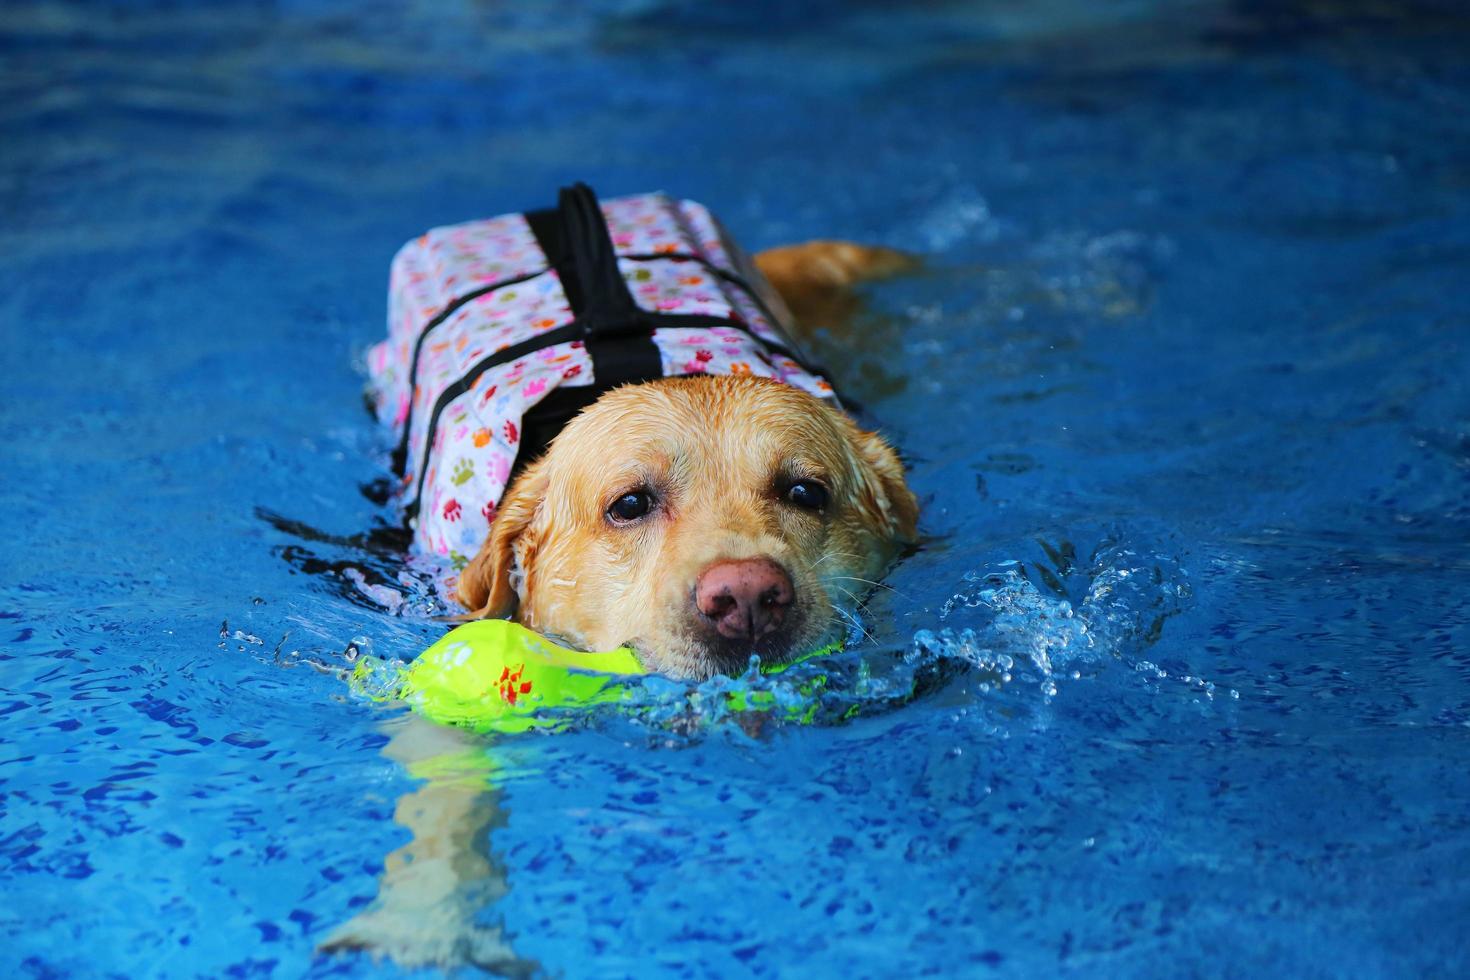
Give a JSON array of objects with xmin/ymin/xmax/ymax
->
[
  {"xmin": 399, "ymin": 184, "xmax": 828, "ymax": 520},
  {"xmin": 555, "ymin": 182, "xmax": 666, "ymax": 389}
]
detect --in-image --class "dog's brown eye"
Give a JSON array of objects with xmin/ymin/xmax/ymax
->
[
  {"xmin": 784, "ymin": 479, "xmax": 828, "ymax": 512},
  {"xmin": 607, "ymin": 490, "xmax": 654, "ymax": 524}
]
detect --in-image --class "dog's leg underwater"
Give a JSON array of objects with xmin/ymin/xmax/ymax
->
[{"xmin": 318, "ymin": 714, "xmax": 537, "ymax": 976}]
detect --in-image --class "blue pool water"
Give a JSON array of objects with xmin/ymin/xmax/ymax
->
[{"xmin": 4, "ymin": 1, "xmax": 1469, "ymax": 975}]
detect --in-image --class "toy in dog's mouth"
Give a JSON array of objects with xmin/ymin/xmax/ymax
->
[{"xmin": 349, "ymin": 619, "xmax": 841, "ymax": 735}]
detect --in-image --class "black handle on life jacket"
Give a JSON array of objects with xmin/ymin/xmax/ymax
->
[{"xmin": 558, "ymin": 182, "xmax": 655, "ymax": 339}]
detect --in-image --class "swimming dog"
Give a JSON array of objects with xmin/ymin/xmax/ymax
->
[
  {"xmin": 369, "ymin": 188, "xmax": 917, "ymax": 676},
  {"xmin": 324, "ymin": 210, "xmax": 916, "ymax": 969}
]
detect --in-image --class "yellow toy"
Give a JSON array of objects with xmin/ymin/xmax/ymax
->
[{"xmin": 351, "ymin": 619, "xmax": 838, "ymax": 734}]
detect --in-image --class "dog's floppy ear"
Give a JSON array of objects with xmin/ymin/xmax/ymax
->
[
  {"xmin": 853, "ymin": 428, "xmax": 920, "ymax": 542},
  {"xmin": 455, "ymin": 457, "xmax": 550, "ymax": 618}
]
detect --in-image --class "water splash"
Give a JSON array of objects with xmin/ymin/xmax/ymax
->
[
  {"xmin": 911, "ymin": 184, "xmax": 1001, "ymax": 251},
  {"xmin": 603, "ymin": 645, "xmax": 958, "ymax": 743},
  {"xmin": 910, "ymin": 531, "xmax": 1230, "ymax": 703},
  {"xmin": 348, "ymin": 648, "xmax": 413, "ymax": 703}
]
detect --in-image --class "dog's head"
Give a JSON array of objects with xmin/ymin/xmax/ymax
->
[{"xmin": 455, "ymin": 375, "xmax": 918, "ymax": 679}]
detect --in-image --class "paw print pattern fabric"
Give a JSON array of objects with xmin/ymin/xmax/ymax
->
[{"xmin": 366, "ymin": 188, "xmax": 835, "ymax": 570}]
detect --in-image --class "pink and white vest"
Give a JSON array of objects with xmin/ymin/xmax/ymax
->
[{"xmin": 367, "ymin": 184, "xmax": 836, "ymax": 568}]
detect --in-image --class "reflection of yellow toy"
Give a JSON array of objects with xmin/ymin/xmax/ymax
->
[{"xmin": 352, "ymin": 619, "xmax": 839, "ymax": 734}]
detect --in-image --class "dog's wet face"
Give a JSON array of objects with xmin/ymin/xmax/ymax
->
[{"xmin": 456, "ymin": 375, "xmax": 918, "ymax": 679}]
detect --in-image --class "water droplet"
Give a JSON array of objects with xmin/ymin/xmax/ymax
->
[{"xmin": 344, "ymin": 635, "xmax": 373, "ymax": 663}]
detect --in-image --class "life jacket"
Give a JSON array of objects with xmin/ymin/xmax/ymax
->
[{"xmin": 367, "ymin": 184, "xmax": 836, "ymax": 565}]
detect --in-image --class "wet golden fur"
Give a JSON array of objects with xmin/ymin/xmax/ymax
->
[{"xmin": 454, "ymin": 375, "xmax": 917, "ymax": 678}]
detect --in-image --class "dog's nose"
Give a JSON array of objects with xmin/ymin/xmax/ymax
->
[{"xmin": 695, "ymin": 558, "xmax": 795, "ymax": 641}]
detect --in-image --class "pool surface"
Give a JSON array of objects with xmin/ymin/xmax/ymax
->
[{"xmin": 3, "ymin": 1, "xmax": 1469, "ymax": 976}]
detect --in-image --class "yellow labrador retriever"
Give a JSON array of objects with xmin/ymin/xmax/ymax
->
[{"xmin": 323, "ymin": 240, "xmax": 915, "ymax": 970}]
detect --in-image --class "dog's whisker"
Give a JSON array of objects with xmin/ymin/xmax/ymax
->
[
  {"xmin": 826, "ymin": 574, "xmax": 905, "ymax": 597},
  {"xmin": 823, "ymin": 586, "xmax": 877, "ymax": 644},
  {"xmin": 823, "ymin": 578, "xmax": 897, "ymax": 621},
  {"xmin": 814, "ymin": 550, "xmax": 864, "ymax": 568},
  {"xmin": 828, "ymin": 605, "xmax": 877, "ymax": 646}
]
